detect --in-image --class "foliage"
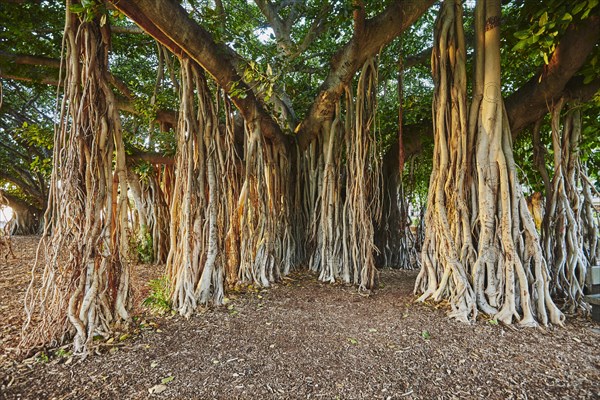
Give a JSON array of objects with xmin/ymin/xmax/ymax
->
[
  {"xmin": 68, "ymin": 0, "xmax": 107, "ymax": 23},
  {"xmin": 142, "ymin": 277, "xmax": 173, "ymax": 315},
  {"xmin": 511, "ymin": 0, "xmax": 598, "ymax": 59},
  {"xmin": 136, "ymin": 228, "xmax": 154, "ymax": 264}
]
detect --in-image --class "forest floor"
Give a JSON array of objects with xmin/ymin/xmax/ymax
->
[{"xmin": 1, "ymin": 236, "xmax": 599, "ymax": 399}]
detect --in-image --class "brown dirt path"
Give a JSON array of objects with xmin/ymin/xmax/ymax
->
[{"xmin": 1, "ymin": 236, "xmax": 599, "ymax": 399}]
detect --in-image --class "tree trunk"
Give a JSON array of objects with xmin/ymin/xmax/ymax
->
[
  {"xmin": 22, "ymin": 2, "xmax": 132, "ymax": 355},
  {"xmin": 166, "ymin": 57, "xmax": 301, "ymax": 317},
  {"xmin": 415, "ymin": 0, "xmax": 563, "ymax": 326},
  {"xmin": 307, "ymin": 59, "xmax": 381, "ymax": 289},
  {"xmin": 542, "ymin": 101, "xmax": 591, "ymax": 313}
]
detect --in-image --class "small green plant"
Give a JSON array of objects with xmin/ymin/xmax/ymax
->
[
  {"xmin": 137, "ymin": 229, "xmax": 154, "ymax": 264},
  {"xmin": 347, "ymin": 337, "xmax": 359, "ymax": 345},
  {"xmin": 54, "ymin": 348, "xmax": 72, "ymax": 358},
  {"xmin": 35, "ymin": 351, "xmax": 49, "ymax": 363},
  {"xmin": 143, "ymin": 277, "xmax": 172, "ymax": 314}
]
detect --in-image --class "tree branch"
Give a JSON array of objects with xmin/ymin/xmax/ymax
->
[
  {"xmin": 295, "ymin": 0, "xmax": 435, "ymax": 150},
  {"xmin": 108, "ymin": 0, "xmax": 289, "ymax": 149},
  {"xmin": 127, "ymin": 149, "xmax": 174, "ymax": 165},
  {"xmin": 254, "ymin": 0, "xmax": 293, "ymax": 55},
  {"xmin": 111, "ymin": 25, "xmax": 145, "ymax": 34},
  {"xmin": 0, "ymin": 59, "xmax": 178, "ymax": 126},
  {"xmin": 0, "ymin": 189, "xmax": 42, "ymax": 215},
  {"xmin": 505, "ymin": 15, "xmax": 600, "ymax": 135}
]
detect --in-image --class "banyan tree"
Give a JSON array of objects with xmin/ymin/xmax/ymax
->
[{"xmin": 0, "ymin": 0, "xmax": 597, "ymax": 354}]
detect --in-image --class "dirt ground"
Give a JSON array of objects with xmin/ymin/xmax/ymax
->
[{"xmin": 1, "ymin": 236, "xmax": 599, "ymax": 399}]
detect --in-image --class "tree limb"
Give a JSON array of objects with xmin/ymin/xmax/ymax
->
[
  {"xmin": 108, "ymin": 0, "xmax": 289, "ymax": 149},
  {"xmin": 295, "ymin": 0, "xmax": 435, "ymax": 150},
  {"xmin": 505, "ymin": 15, "xmax": 600, "ymax": 135},
  {"xmin": 254, "ymin": 0, "xmax": 293, "ymax": 54}
]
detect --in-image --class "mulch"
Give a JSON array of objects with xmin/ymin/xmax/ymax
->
[{"xmin": 1, "ymin": 236, "xmax": 599, "ymax": 399}]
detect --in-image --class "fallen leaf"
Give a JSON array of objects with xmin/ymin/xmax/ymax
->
[
  {"xmin": 161, "ymin": 376, "xmax": 174, "ymax": 384},
  {"xmin": 151, "ymin": 361, "xmax": 158, "ymax": 368},
  {"xmin": 347, "ymin": 337, "xmax": 358, "ymax": 345},
  {"xmin": 148, "ymin": 384, "xmax": 167, "ymax": 394},
  {"xmin": 368, "ymin": 328, "xmax": 377, "ymax": 333},
  {"xmin": 421, "ymin": 330, "xmax": 431, "ymax": 340}
]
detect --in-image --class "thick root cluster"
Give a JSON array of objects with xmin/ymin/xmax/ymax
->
[
  {"xmin": 415, "ymin": 0, "xmax": 563, "ymax": 327},
  {"xmin": 542, "ymin": 101, "xmax": 591, "ymax": 314},
  {"xmin": 306, "ymin": 59, "xmax": 381, "ymax": 290},
  {"xmin": 23, "ymin": 10, "xmax": 132, "ymax": 355},
  {"xmin": 167, "ymin": 58, "xmax": 301, "ymax": 317}
]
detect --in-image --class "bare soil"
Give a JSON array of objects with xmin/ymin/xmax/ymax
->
[{"xmin": 1, "ymin": 236, "xmax": 599, "ymax": 399}]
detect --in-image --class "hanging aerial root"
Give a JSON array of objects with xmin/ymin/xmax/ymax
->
[
  {"xmin": 306, "ymin": 57, "xmax": 382, "ymax": 290},
  {"xmin": 166, "ymin": 58, "xmax": 227, "ymax": 317},
  {"xmin": 415, "ymin": 0, "xmax": 563, "ymax": 327},
  {"xmin": 542, "ymin": 100, "xmax": 590, "ymax": 314},
  {"xmin": 22, "ymin": 4, "xmax": 132, "ymax": 355},
  {"xmin": 414, "ymin": 0, "xmax": 476, "ymax": 323},
  {"xmin": 166, "ymin": 58, "xmax": 300, "ymax": 317}
]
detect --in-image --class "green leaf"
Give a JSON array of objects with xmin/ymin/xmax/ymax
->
[
  {"xmin": 573, "ymin": 1, "xmax": 587, "ymax": 15},
  {"xmin": 534, "ymin": 26, "xmax": 546, "ymax": 36},
  {"xmin": 513, "ymin": 30, "xmax": 530, "ymax": 40},
  {"xmin": 562, "ymin": 12, "xmax": 573, "ymax": 22},
  {"xmin": 347, "ymin": 337, "xmax": 358, "ymax": 345},
  {"xmin": 538, "ymin": 11, "xmax": 548, "ymax": 27},
  {"xmin": 581, "ymin": 7, "xmax": 592, "ymax": 19},
  {"xmin": 488, "ymin": 319, "xmax": 499, "ymax": 325},
  {"xmin": 69, "ymin": 4, "xmax": 85, "ymax": 13},
  {"xmin": 421, "ymin": 330, "xmax": 431, "ymax": 340},
  {"xmin": 161, "ymin": 376, "xmax": 175, "ymax": 384},
  {"xmin": 542, "ymin": 52, "xmax": 549, "ymax": 65},
  {"xmin": 512, "ymin": 39, "xmax": 529, "ymax": 51}
]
